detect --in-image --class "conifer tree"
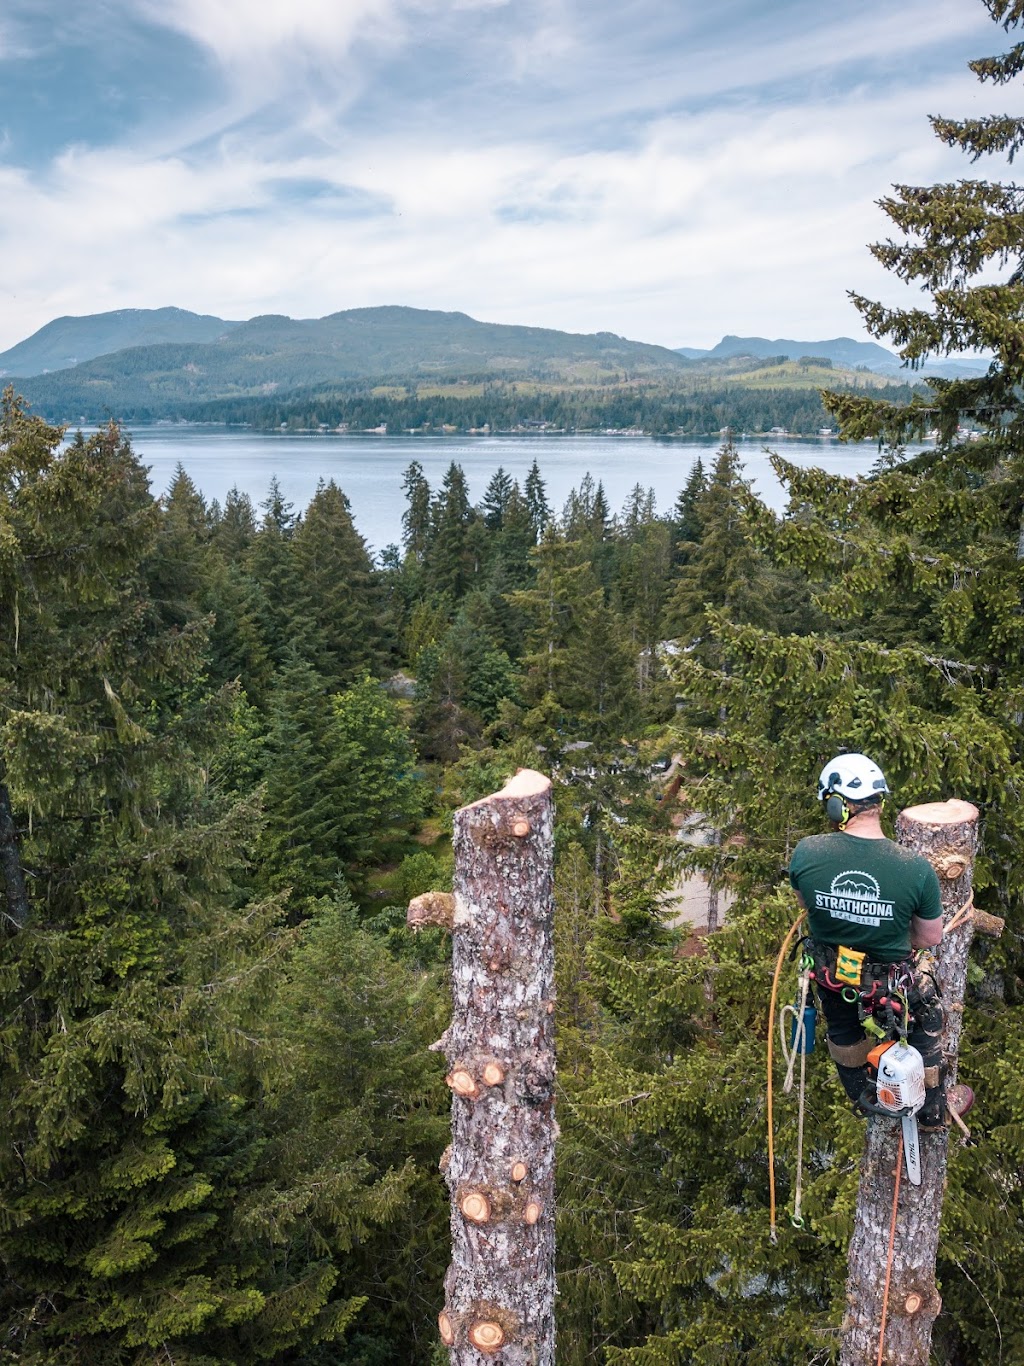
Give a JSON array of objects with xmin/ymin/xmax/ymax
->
[
  {"xmin": 524, "ymin": 458, "xmax": 551, "ymax": 541},
  {"xmin": 669, "ymin": 441, "xmax": 770, "ymax": 645},
  {"xmin": 510, "ymin": 524, "xmax": 640, "ymax": 778},
  {"xmin": 260, "ymin": 654, "xmax": 352, "ymax": 903},
  {"xmin": 509, "ymin": 526, "xmax": 607, "ymax": 742},
  {"xmin": 216, "ymin": 485, "xmax": 258, "ymax": 558},
  {"xmin": 401, "ymin": 460, "xmax": 432, "ymax": 562},
  {"xmin": 153, "ymin": 463, "xmax": 216, "ymax": 622},
  {"xmin": 0, "ymin": 394, "xmax": 337, "ymax": 1362},
  {"xmin": 494, "ymin": 480, "xmax": 537, "ymax": 588},
  {"xmin": 413, "ymin": 621, "xmax": 480, "ymax": 763},
  {"xmin": 260, "ymin": 661, "xmax": 421, "ymax": 901},
  {"xmin": 246, "ymin": 476, "xmax": 300, "ymax": 667},
  {"xmin": 426, "ymin": 461, "xmax": 477, "ymax": 600},
  {"xmin": 289, "ymin": 479, "xmax": 385, "ymax": 689},
  {"xmin": 204, "ymin": 561, "xmax": 275, "ymax": 703},
  {"xmin": 566, "ymin": 8, "xmax": 1024, "ymax": 1358},
  {"xmin": 261, "ymin": 891, "xmax": 449, "ymax": 1364},
  {"xmin": 616, "ymin": 487, "xmax": 674, "ymax": 696},
  {"xmin": 330, "ymin": 675, "xmax": 423, "ymax": 863},
  {"xmin": 481, "ymin": 466, "xmax": 515, "ymax": 530},
  {"xmin": 672, "ymin": 456, "xmax": 707, "ymax": 566}
]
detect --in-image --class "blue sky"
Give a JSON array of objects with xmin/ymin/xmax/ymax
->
[{"xmin": 0, "ymin": 0, "xmax": 1017, "ymax": 352}]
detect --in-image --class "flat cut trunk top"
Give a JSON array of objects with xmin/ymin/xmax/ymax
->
[
  {"xmin": 899, "ymin": 799, "xmax": 979, "ymax": 826},
  {"xmin": 460, "ymin": 769, "xmax": 552, "ymax": 809}
]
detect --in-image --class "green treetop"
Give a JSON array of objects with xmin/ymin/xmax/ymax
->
[
  {"xmin": 289, "ymin": 479, "xmax": 386, "ymax": 689},
  {"xmin": 0, "ymin": 392, "xmax": 341, "ymax": 1363}
]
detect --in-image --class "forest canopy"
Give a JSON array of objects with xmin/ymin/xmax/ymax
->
[{"xmin": 1, "ymin": 0, "xmax": 1024, "ymax": 1362}]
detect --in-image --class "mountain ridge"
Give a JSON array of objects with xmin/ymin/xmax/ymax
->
[
  {"xmin": 0, "ymin": 307, "xmax": 242, "ymax": 377},
  {"xmin": 675, "ymin": 333, "xmax": 991, "ymax": 379},
  {"xmin": 2, "ymin": 306, "xmax": 698, "ymax": 420},
  {"xmin": 0, "ymin": 306, "xmax": 973, "ymax": 424}
]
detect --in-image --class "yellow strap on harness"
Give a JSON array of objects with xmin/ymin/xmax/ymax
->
[{"xmin": 835, "ymin": 945, "xmax": 866, "ymax": 987}]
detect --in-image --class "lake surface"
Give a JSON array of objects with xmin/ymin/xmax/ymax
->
[{"xmin": 117, "ymin": 426, "xmax": 891, "ymax": 558}]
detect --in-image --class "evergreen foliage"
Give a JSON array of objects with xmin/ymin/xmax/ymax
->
[
  {"xmin": 555, "ymin": 8, "xmax": 1024, "ymax": 1361},
  {"xmin": 5, "ymin": 16, "xmax": 1024, "ymax": 1353},
  {"xmin": 0, "ymin": 393, "xmax": 298, "ymax": 1363}
]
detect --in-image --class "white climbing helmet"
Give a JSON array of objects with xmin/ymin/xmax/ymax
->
[{"xmin": 817, "ymin": 753, "xmax": 890, "ymax": 803}]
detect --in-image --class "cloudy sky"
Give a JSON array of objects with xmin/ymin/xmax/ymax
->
[{"xmin": 0, "ymin": 0, "xmax": 1017, "ymax": 352}]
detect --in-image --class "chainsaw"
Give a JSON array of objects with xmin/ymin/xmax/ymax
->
[{"xmin": 866, "ymin": 1040, "xmax": 926, "ymax": 1186}]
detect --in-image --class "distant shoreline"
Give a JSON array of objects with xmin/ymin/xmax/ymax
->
[{"xmin": 66, "ymin": 419, "xmax": 879, "ymax": 443}]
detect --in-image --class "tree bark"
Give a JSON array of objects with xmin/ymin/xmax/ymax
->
[
  {"xmin": 0, "ymin": 777, "xmax": 29, "ymax": 930},
  {"xmin": 840, "ymin": 799, "xmax": 979, "ymax": 1366},
  {"xmin": 417, "ymin": 769, "xmax": 556, "ymax": 1365}
]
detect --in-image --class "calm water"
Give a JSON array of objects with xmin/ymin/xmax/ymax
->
[{"xmin": 115, "ymin": 426, "xmax": 890, "ymax": 558}]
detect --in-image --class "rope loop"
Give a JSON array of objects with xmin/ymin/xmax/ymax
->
[
  {"xmin": 944, "ymin": 892, "xmax": 975, "ymax": 937},
  {"xmin": 767, "ymin": 914, "xmax": 806, "ymax": 1241}
]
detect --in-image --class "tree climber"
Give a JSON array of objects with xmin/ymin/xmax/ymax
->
[{"xmin": 788, "ymin": 754, "xmax": 973, "ymax": 1130}]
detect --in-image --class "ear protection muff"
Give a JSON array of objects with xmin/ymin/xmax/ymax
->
[
  {"xmin": 825, "ymin": 792, "xmax": 850, "ymax": 827},
  {"xmin": 825, "ymin": 792, "xmax": 885, "ymax": 826}
]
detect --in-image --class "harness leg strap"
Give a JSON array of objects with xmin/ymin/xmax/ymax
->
[
  {"xmin": 826, "ymin": 1038, "xmax": 873, "ymax": 1105},
  {"xmin": 827, "ymin": 1037, "xmax": 873, "ymax": 1067}
]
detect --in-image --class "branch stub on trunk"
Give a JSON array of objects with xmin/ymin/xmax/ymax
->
[
  {"xmin": 469, "ymin": 1321, "xmax": 506, "ymax": 1353},
  {"xmin": 973, "ymin": 908, "xmax": 1004, "ymax": 937},
  {"xmin": 407, "ymin": 890, "xmax": 456, "ymax": 931},
  {"xmin": 438, "ymin": 1312, "xmax": 455, "ymax": 1346},
  {"xmin": 447, "ymin": 1068, "xmax": 479, "ymax": 1099},
  {"xmin": 510, "ymin": 1161, "xmax": 528, "ymax": 1183},
  {"xmin": 482, "ymin": 1061, "xmax": 505, "ymax": 1087},
  {"xmin": 460, "ymin": 1191, "xmax": 491, "ymax": 1224}
]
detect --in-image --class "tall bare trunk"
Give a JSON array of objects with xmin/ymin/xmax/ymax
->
[
  {"xmin": 410, "ymin": 769, "xmax": 556, "ymax": 1363},
  {"xmin": 840, "ymin": 799, "xmax": 993, "ymax": 1365},
  {"xmin": 0, "ymin": 776, "xmax": 29, "ymax": 930}
]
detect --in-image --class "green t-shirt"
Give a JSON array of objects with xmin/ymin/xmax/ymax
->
[{"xmin": 788, "ymin": 832, "xmax": 942, "ymax": 963}]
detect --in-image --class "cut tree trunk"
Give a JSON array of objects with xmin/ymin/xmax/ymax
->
[
  {"xmin": 840, "ymin": 799, "xmax": 983, "ymax": 1366},
  {"xmin": 412, "ymin": 769, "xmax": 556, "ymax": 1365}
]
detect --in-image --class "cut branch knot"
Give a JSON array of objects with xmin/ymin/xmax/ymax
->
[{"xmin": 407, "ymin": 890, "xmax": 455, "ymax": 931}]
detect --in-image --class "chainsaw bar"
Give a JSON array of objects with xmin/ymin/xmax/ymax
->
[{"xmin": 901, "ymin": 1114, "xmax": 922, "ymax": 1186}]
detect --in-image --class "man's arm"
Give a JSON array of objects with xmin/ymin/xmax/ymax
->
[
  {"xmin": 910, "ymin": 862, "xmax": 944, "ymax": 949},
  {"xmin": 911, "ymin": 913, "xmax": 943, "ymax": 949}
]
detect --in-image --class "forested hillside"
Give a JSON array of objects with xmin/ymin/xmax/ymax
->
[
  {"xmin": 4, "ymin": 308, "xmax": 913, "ymax": 434},
  {"xmin": 0, "ymin": 308, "xmax": 241, "ymax": 378},
  {"xmin": 4, "ymin": 306, "xmax": 689, "ymax": 417},
  {"xmin": 0, "ymin": 355, "xmax": 1020, "ymax": 1361},
  {"xmin": 1, "ymin": 2, "xmax": 1023, "ymax": 1363},
  {"xmin": 185, "ymin": 366, "xmax": 917, "ymax": 437}
]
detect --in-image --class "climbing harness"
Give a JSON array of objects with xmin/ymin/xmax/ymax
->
[
  {"xmin": 810, "ymin": 941, "xmax": 932, "ymax": 1186},
  {"xmin": 769, "ymin": 930, "xmax": 937, "ymax": 1236}
]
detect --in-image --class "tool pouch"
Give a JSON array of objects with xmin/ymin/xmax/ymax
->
[{"xmin": 835, "ymin": 945, "xmax": 867, "ymax": 987}]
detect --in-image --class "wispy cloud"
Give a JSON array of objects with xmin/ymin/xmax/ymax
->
[{"xmin": 0, "ymin": 0, "xmax": 1018, "ymax": 352}]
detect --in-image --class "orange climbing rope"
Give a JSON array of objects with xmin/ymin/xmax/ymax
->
[
  {"xmin": 876, "ymin": 1136, "xmax": 904, "ymax": 1366},
  {"xmin": 767, "ymin": 913, "xmax": 806, "ymax": 1241}
]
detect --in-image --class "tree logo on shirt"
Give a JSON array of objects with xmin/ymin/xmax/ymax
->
[{"xmin": 813, "ymin": 870, "xmax": 895, "ymax": 927}]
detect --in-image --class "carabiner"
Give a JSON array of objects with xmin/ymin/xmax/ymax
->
[{"xmin": 841, "ymin": 987, "xmax": 859, "ymax": 1004}]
